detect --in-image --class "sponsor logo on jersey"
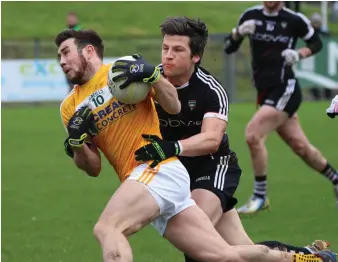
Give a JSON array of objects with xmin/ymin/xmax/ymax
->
[
  {"xmin": 159, "ymin": 118, "xmax": 202, "ymax": 127},
  {"xmin": 252, "ymin": 33, "xmax": 290, "ymax": 43}
]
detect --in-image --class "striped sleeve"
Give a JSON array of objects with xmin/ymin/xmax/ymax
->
[
  {"xmin": 196, "ymin": 68, "xmax": 229, "ymax": 122},
  {"xmin": 296, "ymin": 12, "xmax": 314, "ymax": 40}
]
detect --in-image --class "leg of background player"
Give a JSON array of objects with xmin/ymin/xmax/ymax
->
[
  {"xmin": 277, "ymin": 114, "xmax": 338, "ymax": 205},
  {"xmin": 238, "ymin": 105, "xmax": 288, "ymax": 214}
]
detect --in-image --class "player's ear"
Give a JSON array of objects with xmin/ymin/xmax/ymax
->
[
  {"xmin": 85, "ymin": 45, "xmax": 96, "ymax": 59},
  {"xmin": 192, "ymin": 55, "xmax": 200, "ymax": 64}
]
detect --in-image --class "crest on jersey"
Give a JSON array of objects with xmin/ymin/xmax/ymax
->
[
  {"xmin": 188, "ymin": 100, "xmax": 196, "ymax": 111},
  {"xmin": 281, "ymin": 21, "xmax": 287, "ymax": 28}
]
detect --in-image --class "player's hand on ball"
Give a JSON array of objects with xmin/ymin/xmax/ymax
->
[
  {"xmin": 281, "ymin": 49, "xmax": 300, "ymax": 66},
  {"xmin": 236, "ymin": 20, "xmax": 256, "ymax": 37},
  {"xmin": 134, "ymin": 134, "xmax": 181, "ymax": 168},
  {"xmin": 67, "ymin": 106, "xmax": 94, "ymax": 147},
  {"xmin": 111, "ymin": 54, "xmax": 161, "ymax": 89}
]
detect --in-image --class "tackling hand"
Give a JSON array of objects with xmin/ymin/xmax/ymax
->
[
  {"xmin": 67, "ymin": 106, "xmax": 94, "ymax": 147},
  {"xmin": 134, "ymin": 134, "xmax": 181, "ymax": 168},
  {"xmin": 281, "ymin": 49, "xmax": 300, "ymax": 66},
  {"xmin": 111, "ymin": 54, "xmax": 161, "ymax": 89}
]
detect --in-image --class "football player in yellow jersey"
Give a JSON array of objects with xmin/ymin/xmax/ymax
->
[{"xmin": 56, "ymin": 29, "xmax": 336, "ymax": 262}]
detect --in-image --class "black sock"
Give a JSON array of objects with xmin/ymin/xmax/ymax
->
[
  {"xmin": 258, "ymin": 240, "xmax": 311, "ymax": 254},
  {"xmin": 254, "ymin": 175, "xmax": 267, "ymax": 198},
  {"xmin": 320, "ymin": 163, "xmax": 338, "ymax": 185}
]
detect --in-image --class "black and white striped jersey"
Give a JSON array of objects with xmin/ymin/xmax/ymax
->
[
  {"xmin": 225, "ymin": 5, "xmax": 318, "ymax": 89},
  {"xmin": 155, "ymin": 65, "xmax": 232, "ymax": 159}
]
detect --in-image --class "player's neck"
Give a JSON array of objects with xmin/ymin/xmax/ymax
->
[
  {"xmin": 167, "ymin": 65, "xmax": 195, "ymax": 87},
  {"xmin": 263, "ymin": 4, "xmax": 282, "ymax": 15},
  {"xmin": 82, "ymin": 59, "xmax": 103, "ymax": 85}
]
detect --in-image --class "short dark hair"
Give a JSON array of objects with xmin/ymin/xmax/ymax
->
[
  {"xmin": 160, "ymin": 17, "xmax": 208, "ymax": 63},
  {"xmin": 55, "ymin": 29, "xmax": 104, "ymax": 60}
]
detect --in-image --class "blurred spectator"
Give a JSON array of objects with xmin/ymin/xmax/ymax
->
[
  {"xmin": 66, "ymin": 11, "xmax": 81, "ymax": 31},
  {"xmin": 284, "ymin": 1, "xmax": 300, "ymax": 12},
  {"xmin": 309, "ymin": 12, "xmax": 332, "ymax": 101}
]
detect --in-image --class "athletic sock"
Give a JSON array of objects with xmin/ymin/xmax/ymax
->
[
  {"xmin": 321, "ymin": 163, "xmax": 338, "ymax": 185},
  {"xmin": 293, "ymin": 254, "xmax": 323, "ymax": 262},
  {"xmin": 253, "ymin": 175, "xmax": 267, "ymax": 198}
]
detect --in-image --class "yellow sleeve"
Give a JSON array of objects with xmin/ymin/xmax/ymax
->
[{"xmin": 60, "ymin": 92, "xmax": 75, "ymax": 133}]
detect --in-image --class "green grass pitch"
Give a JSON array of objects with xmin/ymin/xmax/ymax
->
[{"xmin": 2, "ymin": 102, "xmax": 337, "ymax": 262}]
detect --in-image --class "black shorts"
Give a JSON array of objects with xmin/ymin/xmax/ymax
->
[
  {"xmin": 180, "ymin": 152, "xmax": 242, "ymax": 213},
  {"xmin": 257, "ymin": 78, "xmax": 302, "ymax": 117}
]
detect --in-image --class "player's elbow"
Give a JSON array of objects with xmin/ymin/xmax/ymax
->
[
  {"xmin": 165, "ymin": 100, "xmax": 181, "ymax": 115},
  {"xmin": 74, "ymin": 158, "xmax": 101, "ymax": 177},
  {"xmin": 307, "ymin": 35, "xmax": 323, "ymax": 55},
  {"xmin": 209, "ymin": 138, "xmax": 222, "ymax": 154},
  {"xmin": 86, "ymin": 165, "xmax": 101, "ymax": 177}
]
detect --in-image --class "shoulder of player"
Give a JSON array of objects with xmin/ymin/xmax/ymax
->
[
  {"xmin": 280, "ymin": 7, "xmax": 310, "ymax": 23},
  {"xmin": 194, "ymin": 67, "xmax": 228, "ymax": 101},
  {"xmin": 60, "ymin": 88, "xmax": 76, "ymax": 114},
  {"xmin": 195, "ymin": 66, "xmax": 223, "ymax": 88},
  {"xmin": 239, "ymin": 5, "xmax": 264, "ymax": 19}
]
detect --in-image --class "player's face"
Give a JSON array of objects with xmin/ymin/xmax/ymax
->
[
  {"xmin": 161, "ymin": 35, "xmax": 200, "ymax": 77},
  {"xmin": 263, "ymin": 1, "xmax": 281, "ymax": 11},
  {"xmin": 58, "ymin": 38, "xmax": 88, "ymax": 85}
]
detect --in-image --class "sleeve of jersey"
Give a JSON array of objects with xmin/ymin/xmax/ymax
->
[
  {"xmin": 296, "ymin": 12, "xmax": 315, "ymax": 40},
  {"xmin": 224, "ymin": 11, "xmax": 248, "ymax": 54},
  {"xmin": 203, "ymin": 83, "xmax": 229, "ymax": 123},
  {"xmin": 60, "ymin": 96, "xmax": 75, "ymax": 134}
]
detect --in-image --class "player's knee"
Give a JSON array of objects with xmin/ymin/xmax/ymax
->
[
  {"xmin": 245, "ymin": 129, "xmax": 262, "ymax": 148},
  {"xmin": 93, "ymin": 221, "xmax": 111, "ymax": 243},
  {"xmin": 289, "ymin": 139, "xmax": 307, "ymax": 157},
  {"xmin": 93, "ymin": 217, "xmax": 125, "ymax": 242}
]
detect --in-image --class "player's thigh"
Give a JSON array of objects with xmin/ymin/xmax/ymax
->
[
  {"xmin": 247, "ymin": 79, "xmax": 302, "ymax": 139},
  {"xmin": 164, "ymin": 205, "xmax": 239, "ymax": 262},
  {"xmin": 245, "ymin": 105, "xmax": 288, "ymax": 141},
  {"xmin": 276, "ymin": 113, "xmax": 310, "ymax": 149},
  {"xmin": 94, "ymin": 179, "xmax": 160, "ymax": 238},
  {"xmin": 128, "ymin": 159, "xmax": 196, "ymax": 236},
  {"xmin": 191, "ymin": 153, "xmax": 241, "ymax": 217},
  {"xmin": 215, "ymin": 208, "xmax": 254, "ymax": 246},
  {"xmin": 191, "ymin": 188, "xmax": 223, "ymax": 226}
]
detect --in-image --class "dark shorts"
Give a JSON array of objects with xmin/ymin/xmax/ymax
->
[
  {"xmin": 181, "ymin": 152, "xmax": 242, "ymax": 213},
  {"xmin": 257, "ymin": 78, "xmax": 302, "ymax": 117}
]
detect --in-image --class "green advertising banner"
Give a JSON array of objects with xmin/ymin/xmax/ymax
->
[{"xmin": 295, "ymin": 36, "xmax": 338, "ymax": 90}]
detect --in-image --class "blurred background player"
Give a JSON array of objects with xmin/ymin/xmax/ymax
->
[
  {"xmin": 224, "ymin": 1, "xmax": 338, "ymax": 214},
  {"xmin": 66, "ymin": 11, "xmax": 81, "ymax": 31},
  {"xmin": 134, "ymin": 16, "xmax": 334, "ymax": 262}
]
